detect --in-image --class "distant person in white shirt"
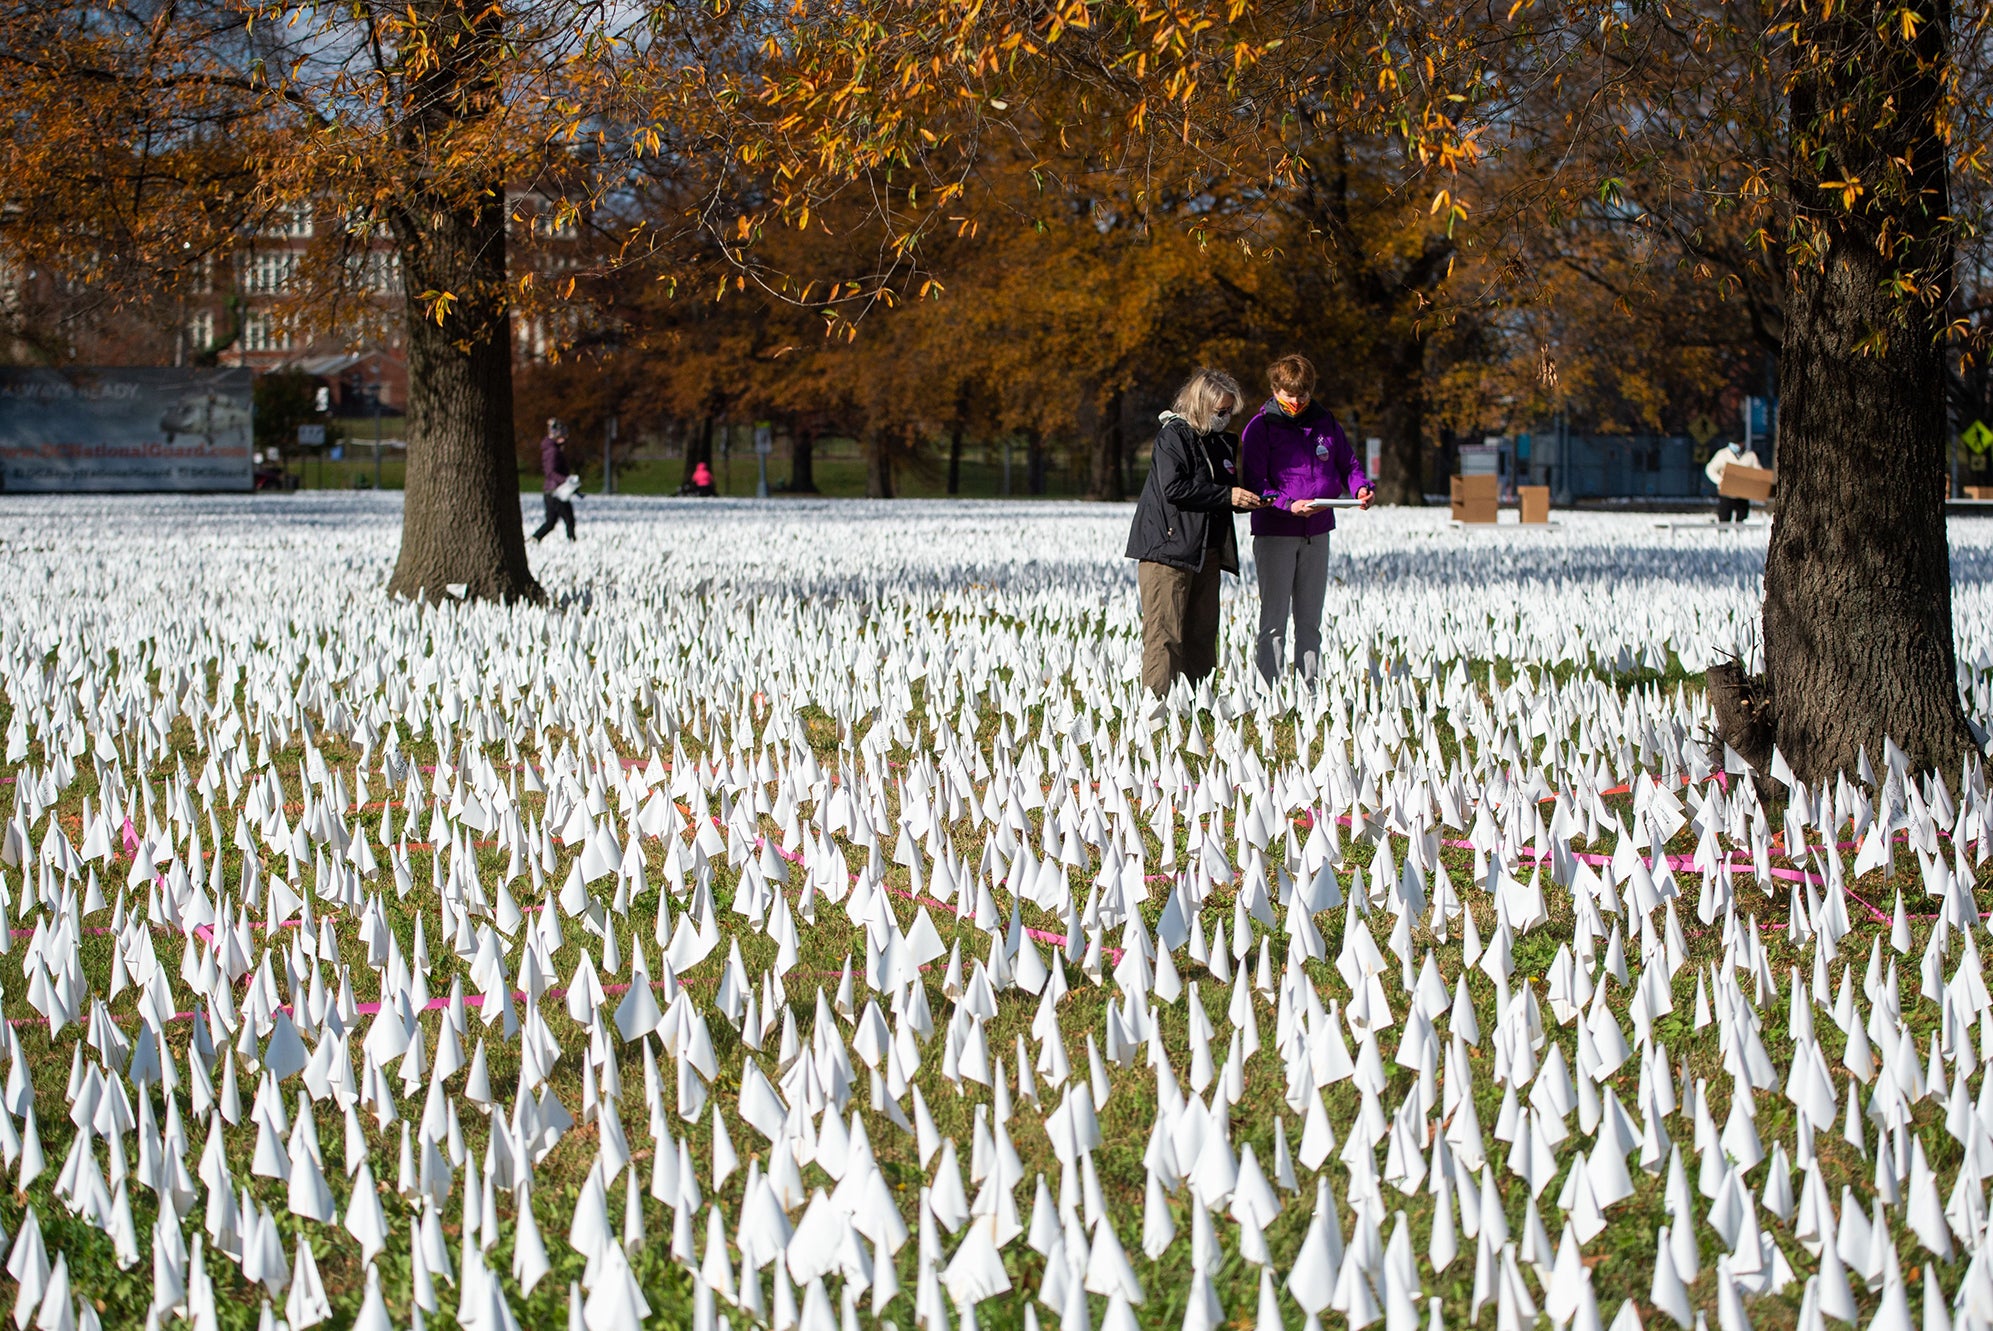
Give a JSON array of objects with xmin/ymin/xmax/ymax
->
[{"xmin": 1704, "ymin": 440, "xmax": 1760, "ymax": 522}]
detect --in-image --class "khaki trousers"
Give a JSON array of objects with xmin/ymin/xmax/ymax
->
[{"xmin": 1139, "ymin": 558, "xmax": 1223, "ymax": 697}]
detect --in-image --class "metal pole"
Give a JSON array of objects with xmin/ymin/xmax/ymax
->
[
  {"xmin": 604, "ymin": 416, "xmax": 617, "ymax": 495},
  {"xmin": 372, "ymin": 384, "xmax": 382, "ymax": 490},
  {"xmin": 1003, "ymin": 438, "xmax": 1012, "ymax": 496}
]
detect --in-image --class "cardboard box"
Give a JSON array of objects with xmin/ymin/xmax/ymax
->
[
  {"xmin": 1450, "ymin": 475, "xmax": 1498, "ymax": 524},
  {"xmin": 1719, "ymin": 464, "xmax": 1775, "ymax": 502},
  {"xmin": 1519, "ymin": 485, "xmax": 1550, "ymax": 524}
]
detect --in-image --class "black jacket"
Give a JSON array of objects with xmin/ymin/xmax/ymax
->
[{"xmin": 1125, "ymin": 414, "xmax": 1241, "ymax": 573}]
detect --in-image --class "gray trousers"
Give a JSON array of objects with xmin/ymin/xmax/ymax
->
[{"xmin": 1254, "ymin": 533, "xmax": 1332, "ymax": 682}]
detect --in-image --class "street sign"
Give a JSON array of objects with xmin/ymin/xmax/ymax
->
[
  {"xmin": 1964, "ymin": 420, "xmax": 1993, "ymax": 454},
  {"xmin": 1688, "ymin": 414, "xmax": 1717, "ymax": 445},
  {"xmin": 297, "ymin": 424, "xmax": 326, "ymax": 446}
]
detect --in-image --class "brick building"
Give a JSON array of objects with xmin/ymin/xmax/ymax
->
[{"xmin": 3, "ymin": 194, "xmax": 580, "ymax": 420}]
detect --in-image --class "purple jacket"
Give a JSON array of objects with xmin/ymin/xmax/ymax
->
[
  {"xmin": 1238, "ymin": 399, "xmax": 1370, "ymax": 537},
  {"xmin": 540, "ymin": 435, "xmax": 569, "ymax": 493}
]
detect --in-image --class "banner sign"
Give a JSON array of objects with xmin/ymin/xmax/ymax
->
[{"xmin": 0, "ymin": 367, "xmax": 254, "ymax": 492}]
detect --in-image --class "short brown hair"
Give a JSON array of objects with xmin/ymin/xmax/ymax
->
[{"xmin": 1267, "ymin": 354, "xmax": 1317, "ymax": 397}]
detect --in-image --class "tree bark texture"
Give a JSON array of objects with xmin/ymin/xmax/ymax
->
[
  {"xmin": 1751, "ymin": 0, "xmax": 1975, "ymax": 785},
  {"xmin": 947, "ymin": 383, "xmax": 969, "ymax": 496},
  {"xmin": 1301, "ymin": 135, "xmax": 1446, "ymax": 507},
  {"xmin": 864, "ymin": 427, "xmax": 895, "ymax": 498},
  {"xmin": 380, "ymin": 0, "xmax": 536, "ymax": 604},
  {"xmin": 1088, "ymin": 389, "xmax": 1126, "ymax": 501},
  {"xmin": 683, "ymin": 416, "xmax": 714, "ymax": 488},
  {"xmin": 789, "ymin": 421, "xmax": 818, "ymax": 493},
  {"xmin": 1372, "ymin": 336, "xmax": 1426, "ymax": 505},
  {"xmin": 385, "ymin": 192, "xmax": 539, "ymax": 604}
]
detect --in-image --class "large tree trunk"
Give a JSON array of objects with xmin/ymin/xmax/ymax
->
[
  {"xmin": 1372, "ymin": 334, "xmax": 1426, "ymax": 505},
  {"xmin": 385, "ymin": 193, "xmax": 539, "ymax": 604},
  {"xmin": 789, "ymin": 421, "xmax": 818, "ymax": 493},
  {"xmin": 1087, "ymin": 389, "xmax": 1125, "ymax": 501},
  {"xmin": 1742, "ymin": 0, "xmax": 1974, "ymax": 786},
  {"xmin": 682, "ymin": 416, "xmax": 714, "ymax": 489},
  {"xmin": 864, "ymin": 426, "xmax": 894, "ymax": 498},
  {"xmin": 1026, "ymin": 428, "xmax": 1047, "ymax": 496},
  {"xmin": 947, "ymin": 383, "xmax": 969, "ymax": 496}
]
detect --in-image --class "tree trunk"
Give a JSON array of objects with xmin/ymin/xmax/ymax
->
[
  {"xmin": 1372, "ymin": 335, "xmax": 1426, "ymax": 505},
  {"xmin": 1087, "ymin": 389, "xmax": 1125, "ymax": 501},
  {"xmin": 947, "ymin": 383, "xmax": 969, "ymax": 496},
  {"xmin": 683, "ymin": 416, "xmax": 713, "ymax": 489},
  {"xmin": 1742, "ymin": 0, "xmax": 1974, "ymax": 786},
  {"xmin": 789, "ymin": 421, "xmax": 818, "ymax": 493},
  {"xmin": 864, "ymin": 426, "xmax": 894, "ymax": 498},
  {"xmin": 1026, "ymin": 428, "xmax": 1047, "ymax": 496},
  {"xmin": 385, "ymin": 193, "xmax": 539, "ymax": 604}
]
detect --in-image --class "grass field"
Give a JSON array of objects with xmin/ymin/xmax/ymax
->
[
  {"xmin": 273, "ymin": 443, "xmax": 1132, "ymax": 500},
  {"xmin": 0, "ymin": 497, "xmax": 1987, "ymax": 1331}
]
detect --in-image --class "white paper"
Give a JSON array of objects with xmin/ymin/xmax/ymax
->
[{"xmin": 1296, "ymin": 497, "xmax": 1366, "ymax": 511}]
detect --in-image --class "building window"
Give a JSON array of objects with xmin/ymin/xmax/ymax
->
[
  {"xmin": 360, "ymin": 250, "xmax": 401, "ymax": 296},
  {"xmin": 240, "ymin": 311, "xmax": 292, "ymax": 353},
  {"xmin": 534, "ymin": 209, "xmax": 579, "ymax": 240},
  {"xmin": 187, "ymin": 309, "xmax": 215, "ymax": 351},
  {"xmin": 266, "ymin": 205, "xmax": 314, "ymax": 239},
  {"xmin": 239, "ymin": 251, "xmax": 297, "ymax": 296}
]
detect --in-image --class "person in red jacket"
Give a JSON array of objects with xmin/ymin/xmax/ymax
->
[{"xmin": 1238, "ymin": 354, "xmax": 1372, "ymax": 683}]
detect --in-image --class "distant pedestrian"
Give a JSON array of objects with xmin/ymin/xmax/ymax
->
[
  {"xmin": 1239, "ymin": 354, "xmax": 1373, "ymax": 683},
  {"xmin": 1125, "ymin": 368, "xmax": 1266, "ymax": 698},
  {"xmin": 531, "ymin": 418, "xmax": 577, "ymax": 542},
  {"xmin": 691, "ymin": 460, "xmax": 717, "ymax": 496},
  {"xmin": 1705, "ymin": 440, "xmax": 1760, "ymax": 522}
]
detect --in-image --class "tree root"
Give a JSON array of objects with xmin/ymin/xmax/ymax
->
[{"xmin": 1707, "ymin": 659, "xmax": 1777, "ymax": 782}]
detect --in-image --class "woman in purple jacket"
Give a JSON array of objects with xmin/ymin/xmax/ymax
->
[{"xmin": 1237, "ymin": 354, "xmax": 1373, "ymax": 683}]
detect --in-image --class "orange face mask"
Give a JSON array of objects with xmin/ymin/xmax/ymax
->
[{"xmin": 1275, "ymin": 392, "xmax": 1309, "ymax": 414}]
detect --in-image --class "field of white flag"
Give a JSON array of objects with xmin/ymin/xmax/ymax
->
[{"xmin": 5, "ymin": 493, "xmax": 1993, "ymax": 1331}]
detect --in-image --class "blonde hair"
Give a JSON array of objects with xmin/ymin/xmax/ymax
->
[{"xmin": 1170, "ymin": 368, "xmax": 1244, "ymax": 434}]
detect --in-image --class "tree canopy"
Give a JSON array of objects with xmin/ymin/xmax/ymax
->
[{"xmin": 10, "ymin": 0, "xmax": 1993, "ymax": 774}]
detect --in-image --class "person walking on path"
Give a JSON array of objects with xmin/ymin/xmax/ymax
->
[
  {"xmin": 1238, "ymin": 354, "xmax": 1373, "ymax": 684},
  {"xmin": 531, "ymin": 418, "xmax": 577, "ymax": 542},
  {"xmin": 1125, "ymin": 368, "xmax": 1267, "ymax": 698},
  {"xmin": 1704, "ymin": 440, "xmax": 1760, "ymax": 523}
]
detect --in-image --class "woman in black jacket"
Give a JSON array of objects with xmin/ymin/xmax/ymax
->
[{"xmin": 1125, "ymin": 368, "xmax": 1266, "ymax": 698}]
